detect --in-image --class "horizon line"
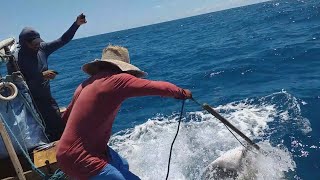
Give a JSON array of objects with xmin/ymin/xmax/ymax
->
[{"xmin": 74, "ymin": 0, "xmax": 271, "ymax": 41}]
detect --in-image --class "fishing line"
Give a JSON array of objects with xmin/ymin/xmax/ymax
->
[
  {"xmin": 165, "ymin": 100, "xmax": 185, "ymax": 180},
  {"xmin": 222, "ymin": 124, "xmax": 248, "ymax": 149},
  {"xmin": 166, "ymin": 97, "xmax": 261, "ymax": 179}
]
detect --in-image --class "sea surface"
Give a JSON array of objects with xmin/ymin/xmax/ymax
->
[{"xmin": 28, "ymin": 0, "xmax": 320, "ymax": 179}]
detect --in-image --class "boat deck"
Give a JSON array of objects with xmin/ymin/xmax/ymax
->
[{"xmin": 0, "ymin": 141, "xmax": 60, "ymax": 180}]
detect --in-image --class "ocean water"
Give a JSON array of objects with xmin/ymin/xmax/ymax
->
[{"xmin": 29, "ymin": 0, "xmax": 320, "ymax": 179}]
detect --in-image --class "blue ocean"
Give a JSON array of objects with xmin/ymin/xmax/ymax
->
[{"xmin": 46, "ymin": 0, "xmax": 320, "ymax": 179}]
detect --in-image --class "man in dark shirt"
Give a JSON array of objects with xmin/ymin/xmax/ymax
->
[{"xmin": 17, "ymin": 13, "xmax": 87, "ymax": 141}]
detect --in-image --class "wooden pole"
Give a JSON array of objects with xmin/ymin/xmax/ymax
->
[
  {"xmin": 202, "ymin": 104, "xmax": 260, "ymax": 150},
  {"xmin": 0, "ymin": 119, "xmax": 26, "ymax": 180},
  {"xmin": 191, "ymin": 98, "xmax": 260, "ymax": 151}
]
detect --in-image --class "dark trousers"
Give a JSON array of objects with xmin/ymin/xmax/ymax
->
[{"xmin": 33, "ymin": 97, "xmax": 65, "ymax": 142}]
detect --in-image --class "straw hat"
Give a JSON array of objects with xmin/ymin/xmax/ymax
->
[{"xmin": 82, "ymin": 45, "xmax": 147, "ymax": 77}]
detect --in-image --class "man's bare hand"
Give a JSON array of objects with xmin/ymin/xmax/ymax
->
[
  {"xmin": 43, "ymin": 70, "xmax": 57, "ymax": 80},
  {"xmin": 183, "ymin": 89, "xmax": 192, "ymax": 99},
  {"xmin": 175, "ymin": 89, "xmax": 192, "ymax": 100},
  {"xmin": 76, "ymin": 13, "xmax": 87, "ymax": 26}
]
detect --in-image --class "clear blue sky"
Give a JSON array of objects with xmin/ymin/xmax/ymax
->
[{"xmin": 0, "ymin": 0, "xmax": 269, "ymax": 41}]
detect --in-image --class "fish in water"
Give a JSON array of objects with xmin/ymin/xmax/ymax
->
[{"xmin": 201, "ymin": 146, "xmax": 257, "ymax": 180}]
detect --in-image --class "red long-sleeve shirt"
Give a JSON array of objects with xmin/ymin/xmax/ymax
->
[{"xmin": 56, "ymin": 72, "xmax": 188, "ymax": 179}]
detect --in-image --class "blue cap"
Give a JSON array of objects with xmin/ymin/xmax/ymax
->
[{"xmin": 19, "ymin": 27, "xmax": 43, "ymax": 44}]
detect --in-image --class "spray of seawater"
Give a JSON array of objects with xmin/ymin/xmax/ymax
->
[{"xmin": 109, "ymin": 92, "xmax": 308, "ymax": 179}]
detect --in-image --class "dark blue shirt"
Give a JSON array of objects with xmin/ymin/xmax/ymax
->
[{"xmin": 18, "ymin": 22, "xmax": 79, "ymax": 98}]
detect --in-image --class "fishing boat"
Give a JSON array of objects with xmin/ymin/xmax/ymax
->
[
  {"xmin": 0, "ymin": 37, "xmax": 262, "ymax": 180},
  {"xmin": 0, "ymin": 37, "xmax": 62, "ymax": 180}
]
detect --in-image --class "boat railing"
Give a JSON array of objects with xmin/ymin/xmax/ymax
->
[{"xmin": 0, "ymin": 38, "xmax": 55, "ymax": 180}]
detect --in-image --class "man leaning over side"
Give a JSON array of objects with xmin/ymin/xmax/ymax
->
[{"xmin": 57, "ymin": 45, "xmax": 192, "ymax": 180}]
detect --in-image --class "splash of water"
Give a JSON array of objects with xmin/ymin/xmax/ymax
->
[{"xmin": 109, "ymin": 92, "xmax": 308, "ymax": 179}]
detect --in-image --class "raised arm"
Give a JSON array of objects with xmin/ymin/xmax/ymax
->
[
  {"xmin": 115, "ymin": 74, "xmax": 191, "ymax": 100},
  {"xmin": 43, "ymin": 14, "xmax": 87, "ymax": 55}
]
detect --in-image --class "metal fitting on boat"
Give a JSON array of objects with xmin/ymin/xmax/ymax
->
[{"xmin": 0, "ymin": 82, "xmax": 18, "ymax": 101}]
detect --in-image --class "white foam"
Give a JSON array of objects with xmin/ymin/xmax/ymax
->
[
  {"xmin": 109, "ymin": 92, "xmax": 308, "ymax": 179},
  {"xmin": 237, "ymin": 142, "xmax": 295, "ymax": 180},
  {"xmin": 209, "ymin": 71, "xmax": 224, "ymax": 77}
]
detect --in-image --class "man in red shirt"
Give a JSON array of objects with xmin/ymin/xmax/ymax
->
[{"xmin": 56, "ymin": 45, "xmax": 192, "ymax": 179}]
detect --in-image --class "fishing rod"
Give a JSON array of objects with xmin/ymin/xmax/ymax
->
[{"xmin": 191, "ymin": 97, "xmax": 260, "ymax": 151}]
